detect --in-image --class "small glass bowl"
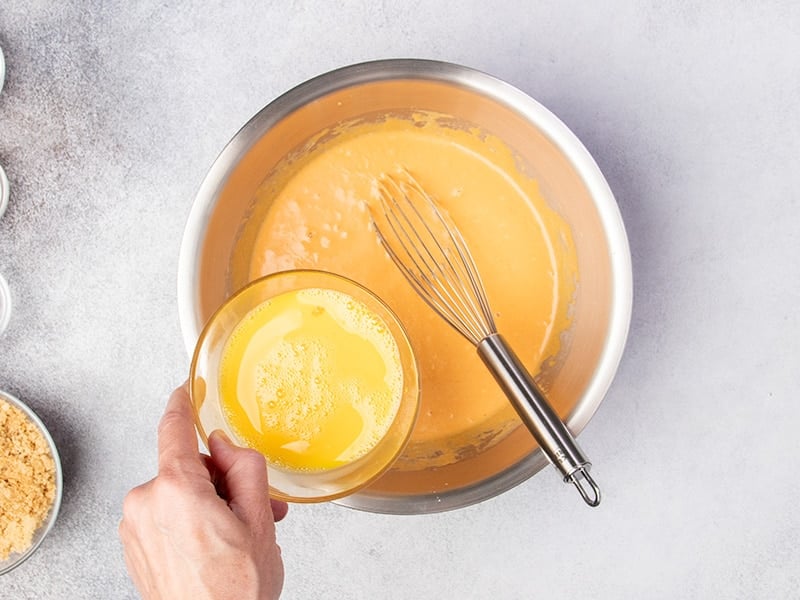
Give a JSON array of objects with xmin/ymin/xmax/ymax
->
[
  {"xmin": 0, "ymin": 390, "xmax": 63, "ymax": 576},
  {"xmin": 190, "ymin": 270, "xmax": 420, "ymax": 503}
]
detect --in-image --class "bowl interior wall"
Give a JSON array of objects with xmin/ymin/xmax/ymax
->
[{"xmin": 193, "ymin": 79, "xmax": 613, "ymax": 501}]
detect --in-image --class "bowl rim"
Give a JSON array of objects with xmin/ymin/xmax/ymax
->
[
  {"xmin": 0, "ymin": 44, "xmax": 5, "ymax": 96},
  {"xmin": 0, "ymin": 389, "xmax": 63, "ymax": 575},
  {"xmin": 0, "ymin": 272, "xmax": 11, "ymax": 337},
  {"xmin": 0, "ymin": 162, "xmax": 9, "ymax": 223},
  {"xmin": 177, "ymin": 58, "xmax": 632, "ymax": 513}
]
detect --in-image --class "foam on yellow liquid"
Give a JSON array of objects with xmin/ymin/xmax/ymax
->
[
  {"xmin": 219, "ymin": 287, "xmax": 403, "ymax": 471},
  {"xmin": 232, "ymin": 111, "xmax": 579, "ymax": 468}
]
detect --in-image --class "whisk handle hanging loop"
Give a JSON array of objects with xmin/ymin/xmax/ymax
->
[{"xmin": 477, "ymin": 333, "xmax": 601, "ymax": 507}]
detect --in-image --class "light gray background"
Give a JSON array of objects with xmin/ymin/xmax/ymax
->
[{"xmin": 1, "ymin": 2, "xmax": 798, "ymax": 598}]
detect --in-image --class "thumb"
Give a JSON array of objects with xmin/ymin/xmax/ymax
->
[{"xmin": 208, "ymin": 430, "xmax": 274, "ymax": 531}]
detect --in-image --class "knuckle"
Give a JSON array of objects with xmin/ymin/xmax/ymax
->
[
  {"xmin": 152, "ymin": 472, "xmax": 185, "ymax": 496},
  {"xmin": 117, "ymin": 516, "xmax": 129, "ymax": 540},
  {"xmin": 121, "ymin": 485, "xmax": 145, "ymax": 520},
  {"xmin": 238, "ymin": 447, "xmax": 266, "ymax": 469},
  {"xmin": 157, "ymin": 410, "xmax": 182, "ymax": 435}
]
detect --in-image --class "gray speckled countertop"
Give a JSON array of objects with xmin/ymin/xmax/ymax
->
[{"xmin": 1, "ymin": 3, "xmax": 799, "ymax": 598}]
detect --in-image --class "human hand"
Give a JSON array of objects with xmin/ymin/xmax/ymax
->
[{"xmin": 119, "ymin": 384, "xmax": 289, "ymax": 600}]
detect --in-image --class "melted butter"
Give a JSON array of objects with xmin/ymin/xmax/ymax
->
[
  {"xmin": 219, "ymin": 288, "xmax": 403, "ymax": 471},
  {"xmin": 240, "ymin": 112, "xmax": 578, "ymax": 467}
]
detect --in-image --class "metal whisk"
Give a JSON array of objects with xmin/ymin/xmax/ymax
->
[{"xmin": 370, "ymin": 169, "xmax": 601, "ymax": 507}]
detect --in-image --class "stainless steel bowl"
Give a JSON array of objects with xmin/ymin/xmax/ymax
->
[{"xmin": 178, "ymin": 59, "xmax": 632, "ymax": 514}]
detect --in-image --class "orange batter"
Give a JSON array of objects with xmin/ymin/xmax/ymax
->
[{"xmin": 234, "ymin": 111, "xmax": 578, "ymax": 468}]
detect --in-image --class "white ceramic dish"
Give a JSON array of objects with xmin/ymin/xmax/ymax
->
[
  {"xmin": 0, "ymin": 162, "xmax": 9, "ymax": 221},
  {"xmin": 0, "ymin": 45, "xmax": 5, "ymax": 95},
  {"xmin": 0, "ymin": 273, "xmax": 10, "ymax": 336}
]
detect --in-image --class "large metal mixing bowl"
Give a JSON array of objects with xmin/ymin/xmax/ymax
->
[{"xmin": 178, "ymin": 59, "xmax": 632, "ymax": 514}]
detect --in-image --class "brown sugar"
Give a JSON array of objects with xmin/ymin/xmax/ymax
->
[{"xmin": 0, "ymin": 397, "xmax": 57, "ymax": 560}]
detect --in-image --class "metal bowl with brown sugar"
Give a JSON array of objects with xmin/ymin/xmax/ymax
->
[{"xmin": 177, "ymin": 59, "xmax": 632, "ymax": 514}]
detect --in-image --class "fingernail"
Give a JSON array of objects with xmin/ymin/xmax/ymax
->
[{"xmin": 210, "ymin": 429, "xmax": 232, "ymax": 445}]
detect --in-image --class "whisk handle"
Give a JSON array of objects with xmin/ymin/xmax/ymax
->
[{"xmin": 477, "ymin": 334, "xmax": 601, "ymax": 507}]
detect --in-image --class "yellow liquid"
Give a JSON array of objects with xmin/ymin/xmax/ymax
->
[
  {"xmin": 234, "ymin": 111, "xmax": 579, "ymax": 467},
  {"xmin": 219, "ymin": 288, "xmax": 403, "ymax": 471}
]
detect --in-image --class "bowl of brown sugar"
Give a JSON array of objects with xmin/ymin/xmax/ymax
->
[{"xmin": 0, "ymin": 390, "xmax": 62, "ymax": 575}]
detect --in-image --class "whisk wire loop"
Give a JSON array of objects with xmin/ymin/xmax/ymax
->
[
  {"xmin": 375, "ymin": 184, "xmax": 474, "ymax": 341},
  {"xmin": 375, "ymin": 172, "xmax": 494, "ymax": 345}
]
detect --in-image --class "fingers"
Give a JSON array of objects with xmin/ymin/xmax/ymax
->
[
  {"xmin": 203, "ymin": 443, "xmax": 287, "ymax": 522},
  {"xmin": 156, "ymin": 386, "xmax": 287, "ymax": 530},
  {"xmin": 271, "ymin": 499, "xmax": 289, "ymax": 522},
  {"xmin": 157, "ymin": 385, "xmax": 204, "ymax": 476},
  {"xmin": 207, "ymin": 430, "xmax": 276, "ymax": 531}
]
